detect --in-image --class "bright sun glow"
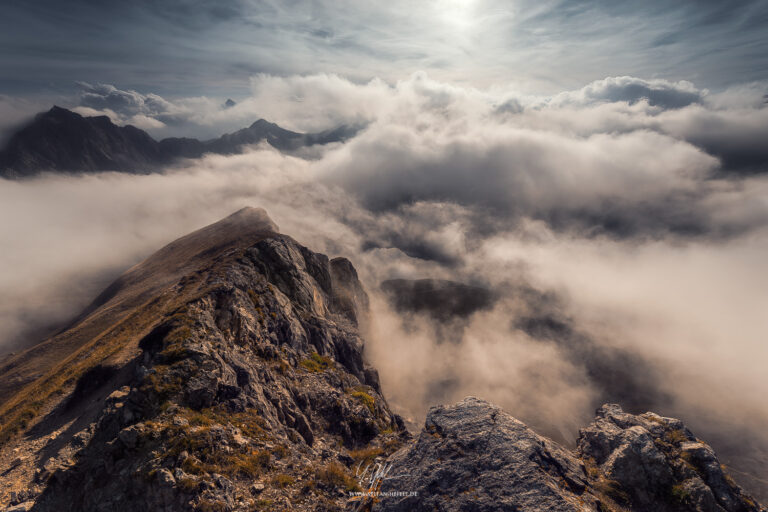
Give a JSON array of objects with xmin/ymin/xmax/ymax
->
[{"xmin": 439, "ymin": 0, "xmax": 478, "ymax": 30}]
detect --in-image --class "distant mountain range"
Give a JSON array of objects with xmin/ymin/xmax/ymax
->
[{"xmin": 0, "ymin": 106, "xmax": 359, "ymax": 178}]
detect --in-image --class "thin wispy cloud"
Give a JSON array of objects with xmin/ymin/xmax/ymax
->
[{"xmin": 1, "ymin": 0, "xmax": 767, "ymax": 98}]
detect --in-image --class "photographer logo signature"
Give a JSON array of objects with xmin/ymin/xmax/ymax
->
[{"xmin": 348, "ymin": 460, "xmax": 418, "ymax": 503}]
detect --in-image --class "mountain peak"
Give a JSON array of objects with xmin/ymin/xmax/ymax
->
[
  {"xmin": 40, "ymin": 106, "xmax": 113, "ymax": 126},
  {"xmin": 46, "ymin": 105, "xmax": 76, "ymax": 116},
  {"xmin": 34, "ymin": 105, "xmax": 86, "ymax": 123},
  {"xmin": 220, "ymin": 206, "xmax": 279, "ymax": 232},
  {"xmin": 249, "ymin": 118, "xmax": 279, "ymax": 129}
]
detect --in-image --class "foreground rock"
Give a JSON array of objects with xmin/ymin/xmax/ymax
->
[{"xmin": 375, "ymin": 397, "xmax": 764, "ymax": 512}]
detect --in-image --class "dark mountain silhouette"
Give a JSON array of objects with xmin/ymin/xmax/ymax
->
[{"xmin": 0, "ymin": 107, "xmax": 359, "ymax": 178}]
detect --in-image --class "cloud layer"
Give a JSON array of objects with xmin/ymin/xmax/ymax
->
[{"xmin": 1, "ymin": 72, "xmax": 768, "ymax": 495}]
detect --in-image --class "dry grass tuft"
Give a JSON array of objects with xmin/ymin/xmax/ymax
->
[
  {"xmin": 271, "ymin": 473, "xmax": 295, "ymax": 488},
  {"xmin": 349, "ymin": 446, "xmax": 384, "ymax": 465},
  {"xmin": 299, "ymin": 352, "xmax": 334, "ymax": 373},
  {"xmin": 315, "ymin": 462, "xmax": 361, "ymax": 492}
]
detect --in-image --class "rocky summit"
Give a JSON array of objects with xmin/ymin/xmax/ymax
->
[{"xmin": 0, "ymin": 208, "xmax": 764, "ymax": 512}]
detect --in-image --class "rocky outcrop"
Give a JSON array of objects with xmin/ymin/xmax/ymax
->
[
  {"xmin": 374, "ymin": 398, "xmax": 764, "ymax": 512},
  {"xmin": 577, "ymin": 403, "xmax": 764, "ymax": 512},
  {"xmin": 0, "ymin": 208, "xmax": 407, "ymax": 511},
  {"xmin": 375, "ymin": 397, "xmax": 590, "ymax": 512}
]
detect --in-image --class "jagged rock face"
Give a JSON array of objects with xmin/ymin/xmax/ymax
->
[
  {"xmin": 0, "ymin": 209, "xmax": 407, "ymax": 511},
  {"xmin": 374, "ymin": 398, "xmax": 764, "ymax": 512},
  {"xmin": 577, "ymin": 404, "xmax": 764, "ymax": 512},
  {"xmin": 329, "ymin": 258, "xmax": 370, "ymax": 327}
]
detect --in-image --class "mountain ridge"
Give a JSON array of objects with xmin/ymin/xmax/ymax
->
[
  {"xmin": 0, "ymin": 107, "xmax": 359, "ymax": 178},
  {"xmin": 0, "ymin": 207, "xmax": 407, "ymax": 511}
]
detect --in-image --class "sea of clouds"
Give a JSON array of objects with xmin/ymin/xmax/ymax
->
[{"xmin": 1, "ymin": 72, "xmax": 767, "ymax": 494}]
